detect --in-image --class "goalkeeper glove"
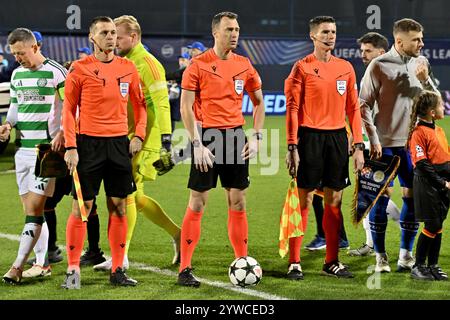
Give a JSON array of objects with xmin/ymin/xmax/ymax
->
[{"xmin": 152, "ymin": 147, "xmax": 175, "ymax": 176}]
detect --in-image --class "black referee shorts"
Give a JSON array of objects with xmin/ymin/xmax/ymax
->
[
  {"xmin": 73, "ymin": 134, "xmax": 136, "ymax": 200},
  {"xmin": 188, "ymin": 127, "xmax": 250, "ymax": 192},
  {"xmin": 297, "ymin": 127, "xmax": 350, "ymax": 190}
]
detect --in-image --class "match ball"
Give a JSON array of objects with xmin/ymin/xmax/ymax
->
[{"xmin": 228, "ymin": 256, "xmax": 262, "ymax": 287}]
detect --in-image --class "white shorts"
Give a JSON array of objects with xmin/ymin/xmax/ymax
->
[{"xmin": 15, "ymin": 149, "xmax": 55, "ymax": 197}]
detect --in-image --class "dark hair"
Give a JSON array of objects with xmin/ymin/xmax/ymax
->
[
  {"xmin": 357, "ymin": 32, "xmax": 389, "ymax": 51},
  {"xmin": 393, "ymin": 18, "xmax": 423, "ymax": 35},
  {"xmin": 309, "ymin": 16, "xmax": 335, "ymax": 32},
  {"xmin": 7, "ymin": 28, "xmax": 35, "ymax": 45},
  {"xmin": 212, "ymin": 11, "xmax": 238, "ymax": 31},
  {"xmin": 406, "ymin": 90, "xmax": 441, "ymax": 149},
  {"xmin": 89, "ymin": 16, "xmax": 114, "ymax": 33}
]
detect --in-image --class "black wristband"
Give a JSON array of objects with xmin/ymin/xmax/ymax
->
[
  {"xmin": 161, "ymin": 134, "xmax": 172, "ymax": 151},
  {"xmin": 65, "ymin": 147, "xmax": 77, "ymax": 150},
  {"xmin": 288, "ymin": 144, "xmax": 297, "ymax": 151}
]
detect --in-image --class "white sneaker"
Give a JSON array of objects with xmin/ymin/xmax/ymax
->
[
  {"xmin": 172, "ymin": 231, "xmax": 181, "ymax": 265},
  {"xmin": 93, "ymin": 257, "xmax": 129, "ymax": 271},
  {"xmin": 375, "ymin": 253, "xmax": 391, "ymax": 273},
  {"xmin": 22, "ymin": 264, "xmax": 52, "ymax": 278},
  {"xmin": 397, "ymin": 256, "xmax": 415, "ymax": 272}
]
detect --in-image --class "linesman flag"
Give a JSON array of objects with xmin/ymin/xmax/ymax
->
[
  {"xmin": 351, "ymin": 155, "xmax": 400, "ymax": 225},
  {"xmin": 72, "ymin": 168, "xmax": 89, "ymax": 222},
  {"xmin": 279, "ymin": 178, "xmax": 304, "ymax": 258}
]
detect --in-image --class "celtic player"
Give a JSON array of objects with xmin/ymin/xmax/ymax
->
[{"xmin": 1, "ymin": 28, "xmax": 66, "ymax": 284}]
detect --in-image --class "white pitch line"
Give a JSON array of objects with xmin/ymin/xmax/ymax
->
[
  {"xmin": 0, "ymin": 170, "xmax": 15, "ymax": 175},
  {"xmin": 0, "ymin": 232, "xmax": 289, "ymax": 300}
]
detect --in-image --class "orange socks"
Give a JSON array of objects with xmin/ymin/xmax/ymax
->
[
  {"xmin": 66, "ymin": 214, "xmax": 87, "ymax": 272},
  {"xmin": 179, "ymin": 207, "xmax": 203, "ymax": 272},
  {"xmin": 323, "ymin": 204, "xmax": 341, "ymax": 264},
  {"xmin": 227, "ymin": 209, "xmax": 248, "ymax": 258},
  {"xmin": 289, "ymin": 208, "xmax": 309, "ymax": 263},
  {"xmin": 108, "ymin": 215, "xmax": 128, "ymax": 272}
]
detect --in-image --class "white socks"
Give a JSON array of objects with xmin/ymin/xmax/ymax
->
[
  {"xmin": 13, "ymin": 222, "xmax": 42, "ymax": 269},
  {"xmin": 33, "ymin": 221, "xmax": 49, "ymax": 266},
  {"xmin": 363, "ymin": 215, "xmax": 374, "ymax": 248},
  {"xmin": 387, "ymin": 199, "xmax": 401, "ymax": 223},
  {"xmin": 399, "ymin": 248, "xmax": 413, "ymax": 260}
]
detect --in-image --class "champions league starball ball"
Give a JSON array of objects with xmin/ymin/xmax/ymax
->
[{"xmin": 228, "ymin": 256, "xmax": 262, "ymax": 287}]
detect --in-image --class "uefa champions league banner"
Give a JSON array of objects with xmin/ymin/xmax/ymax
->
[
  {"xmin": 240, "ymin": 91, "xmax": 450, "ymax": 116},
  {"xmin": 1, "ymin": 36, "xmax": 450, "ymax": 65}
]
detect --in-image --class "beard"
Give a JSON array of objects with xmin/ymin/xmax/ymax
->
[{"xmin": 116, "ymin": 47, "xmax": 130, "ymax": 57}]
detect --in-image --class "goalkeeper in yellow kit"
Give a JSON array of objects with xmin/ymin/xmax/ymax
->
[{"xmin": 93, "ymin": 15, "xmax": 181, "ymax": 270}]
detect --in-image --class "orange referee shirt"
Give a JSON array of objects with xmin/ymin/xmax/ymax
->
[
  {"xmin": 181, "ymin": 49, "xmax": 262, "ymax": 129},
  {"xmin": 410, "ymin": 123, "xmax": 450, "ymax": 166},
  {"xmin": 63, "ymin": 55, "xmax": 147, "ymax": 148},
  {"xmin": 284, "ymin": 54, "xmax": 363, "ymax": 145}
]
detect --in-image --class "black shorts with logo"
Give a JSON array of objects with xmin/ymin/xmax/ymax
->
[
  {"xmin": 73, "ymin": 134, "xmax": 136, "ymax": 200},
  {"xmin": 297, "ymin": 127, "xmax": 350, "ymax": 190},
  {"xmin": 188, "ymin": 127, "xmax": 250, "ymax": 192}
]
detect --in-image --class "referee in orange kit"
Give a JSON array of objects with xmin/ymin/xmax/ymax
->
[
  {"xmin": 177, "ymin": 11, "xmax": 265, "ymax": 287},
  {"xmin": 285, "ymin": 16, "xmax": 364, "ymax": 279},
  {"xmin": 62, "ymin": 16, "xmax": 147, "ymax": 289}
]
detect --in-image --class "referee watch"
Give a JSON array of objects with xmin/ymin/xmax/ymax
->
[
  {"xmin": 288, "ymin": 144, "xmax": 297, "ymax": 151},
  {"xmin": 192, "ymin": 139, "xmax": 201, "ymax": 148},
  {"xmin": 253, "ymin": 132, "xmax": 263, "ymax": 141},
  {"xmin": 354, "ymin": 143, "xmax": 365, "ymax": 151}
]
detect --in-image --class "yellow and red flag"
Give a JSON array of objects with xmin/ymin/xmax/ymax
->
[
  {"xmin": 278, "ymin": 178, "xmax": 304, "ymax": 258},
  {"xmin": 72, "ymin": 168, "xmax": 88, "ymax": 222}
]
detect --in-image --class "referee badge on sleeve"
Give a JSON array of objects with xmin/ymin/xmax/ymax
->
[
  {"xmin": 336, "ymin": 80, "xmax": 347, "ymax": 95},
  {"xmin": 120, "ymin": 82, "xmax": 129, "ymax": 97},
  {"xmin": 234, "ymin": 79, "xmax": 244, "ymax": 95}
]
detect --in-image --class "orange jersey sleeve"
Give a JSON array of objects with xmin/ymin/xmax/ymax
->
[
  {"xmin": 63, "ymin": 63, "xmax": 82, "ymax": 148},
  {"xmin": 181, "ymin": 60, "xmax": 200, "ymax": 92},
  {"xmin": 181, "ymin": 61, "xmax": 202, "ymax": 121},
  {"xmin": 345, "ymin": 66, "xmax": 363, "ymax": 144},
  {"xmin": 285, "ymin": 61, "xmax": 303, "ymax": 145},
  {"xmin": 128, "ymin": 67, "xmax": 147, "ymax": 141}
]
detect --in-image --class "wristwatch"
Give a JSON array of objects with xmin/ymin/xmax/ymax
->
[
  {"xmin": 288, "ymin": 144, "xmax": 297, "ymax": 151},
  {"xmin": 253, "ymin": 132, "xmax": 263, "ymax": 141},
  {"xmin": 192, "ymin": 139, "xmax": 201, "ymax": 148},
  {"xmin": 354, "ymin": 143, "xmax": 365, "ymax": 151}
]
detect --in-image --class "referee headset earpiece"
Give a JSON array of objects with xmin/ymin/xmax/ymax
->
[{"xmin": 90, "ymin": 37, "xmax": 103, "ymax": 53}]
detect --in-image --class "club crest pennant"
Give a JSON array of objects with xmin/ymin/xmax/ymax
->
[
  {"xmin": 120, "ymin": 82, "xmax": 129, "ymax": 97},
  {"xmin": 336, "ymin": 80, "xmax": 347, "ymax": 95},
  {"xmin": 351, "ymin": 155, "xmax": 400, "ymax": 225},
  {"xmin": 234, "ymin": 79, "xmax": 244, "ymax": 95}
]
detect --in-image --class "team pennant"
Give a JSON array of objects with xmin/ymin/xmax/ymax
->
[{"xmin": 351, "ymin": 155, "xmax": 400, "ymax": 225}]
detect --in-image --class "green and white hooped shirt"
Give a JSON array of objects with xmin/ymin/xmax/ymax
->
[{"xmin": 6, "ymin": 59, "xmax": 66, "ymax": 154}]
